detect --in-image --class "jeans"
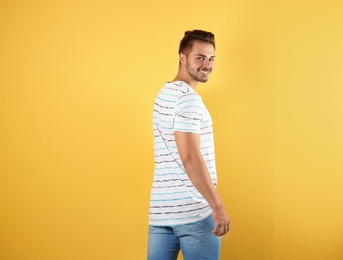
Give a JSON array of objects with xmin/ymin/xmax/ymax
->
[{"xmin": 147, "ymin": 214, "xmax": 220, "ymax": 260}]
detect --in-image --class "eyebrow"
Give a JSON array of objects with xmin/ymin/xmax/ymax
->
[{"xmin": 195, "ymin": 54, "xmax": 216, "ymax": 58}]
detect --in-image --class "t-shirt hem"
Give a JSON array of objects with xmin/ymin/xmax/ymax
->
[{"xmin": 148, "ymin": 208, "xmax": 212, "ymax": 227}]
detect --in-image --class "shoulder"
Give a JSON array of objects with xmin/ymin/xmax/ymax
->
[{"xmin": 172, "ymin": 81, "xmax": 203, "ymax": 103}]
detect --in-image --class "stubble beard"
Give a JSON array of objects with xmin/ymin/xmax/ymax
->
[{"xmin": 185, "ymin": 62, "xmax": 210, "ymax": 83}]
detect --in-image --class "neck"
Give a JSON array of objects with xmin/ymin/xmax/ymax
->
[{"xmin": 173, "ymin": 70, "xmax": 198, "ymax": 90}]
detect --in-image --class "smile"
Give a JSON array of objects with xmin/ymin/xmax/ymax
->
[{"xmin": 198, "ymin": 69, "xmax": 210, "ymax": 74}]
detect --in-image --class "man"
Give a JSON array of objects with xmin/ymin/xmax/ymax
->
[{"xmin": 148, "ymin": 30, "xmax": 230, "ymax": 260}]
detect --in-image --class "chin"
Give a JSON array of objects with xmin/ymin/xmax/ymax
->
[{"xmin": 199, "ymin": 77, "xmax": 209, "ymax": 83}]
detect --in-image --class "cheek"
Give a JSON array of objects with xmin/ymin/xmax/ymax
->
[{"xmin": 192, "ymin": 60, "xmax": 203, "ymax": 67}]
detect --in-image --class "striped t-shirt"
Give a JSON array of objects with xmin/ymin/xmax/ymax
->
[{"xmin": 149, "ymin": 81, "xmax": 217, "ymax": 226}]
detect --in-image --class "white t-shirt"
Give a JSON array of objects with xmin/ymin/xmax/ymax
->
[{"xmin": 149, "ymin": 81, "xmax": 217, "ymax": 226}]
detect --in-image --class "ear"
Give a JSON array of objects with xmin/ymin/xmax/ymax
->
[{"xmin": 179, "ymin": 53, "xmax": 186, "ymax": 65}]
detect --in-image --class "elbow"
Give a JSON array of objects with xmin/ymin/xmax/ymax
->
[{"xmin": 180, "ymin": 153, "xmax": 202, "ymax": 168}]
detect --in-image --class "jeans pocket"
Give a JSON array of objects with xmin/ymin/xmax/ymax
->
[
  {"xmin": 148, "ymin": 225, "xmax": 158, "ymax": 233},
  {"xmin": 183, "ymin": 219, "xmax": 206, "ymax": 233},
  {"xmin": 148, "ymin": 225, "xmax": 175, "ymax": 234}
]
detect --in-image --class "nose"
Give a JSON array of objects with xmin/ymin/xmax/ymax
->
[{"xmin": 202, "ymin": 59, "xmax": 212, "ymax": 68}]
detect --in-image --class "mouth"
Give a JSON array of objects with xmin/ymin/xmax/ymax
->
[{"xmin": 198, "ymin": 68, "xmax": 211, "ymax": 75}]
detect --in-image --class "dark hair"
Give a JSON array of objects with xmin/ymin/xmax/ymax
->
[{"xmin": 178, "ymin": 30, "xmax": 215, "ymax": 55}]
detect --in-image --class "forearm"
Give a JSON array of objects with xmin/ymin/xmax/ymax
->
[{"xmin": 183, "ymin": 155, "xmax": 223, "ymax": 210}]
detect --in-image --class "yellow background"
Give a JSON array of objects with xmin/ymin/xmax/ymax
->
[{"xmin": 1, "ymin": 0, "xmax": 343, "ymax": 259}]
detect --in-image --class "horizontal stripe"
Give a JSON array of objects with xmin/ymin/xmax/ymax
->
[
  {"xmin": 150, "ymin": 196, "xmax": 202, "ymax": 202},
  {"xmin": 150, "ymin": 205, "xmax": 210, "ymax": 215},
  {"xmin": 150, "ymin": 201, "xmax": 202, "ymax": 208}
]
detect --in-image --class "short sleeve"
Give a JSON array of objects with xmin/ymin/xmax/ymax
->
[{"xmin": 173, "ymin": 93, "xmax": 205, "ymax": 134}]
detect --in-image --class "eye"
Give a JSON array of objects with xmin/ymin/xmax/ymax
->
[
  {"xmin": 209, "ymin": 57, "xmax": 215, "ymax": 62},
  {"xmin": 197, "ymin": 57, "xmax": 205, "ymax": 61}
]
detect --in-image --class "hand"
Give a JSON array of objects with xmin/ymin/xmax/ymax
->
[{"xmin": 211, "ymin": 207, "xmax": 230, "ymax": 236}]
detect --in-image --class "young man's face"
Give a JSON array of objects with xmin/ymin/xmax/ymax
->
[{"xmin": 182, "ymin": 40, "xmax": 215, "ymax": 83}]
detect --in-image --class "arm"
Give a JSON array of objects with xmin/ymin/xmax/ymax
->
[{"xmin": 175, "ymin": 130, "xmax": 230, "ymax": 236}]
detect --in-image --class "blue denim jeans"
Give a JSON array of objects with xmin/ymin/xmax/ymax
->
[{"xmin": 147, "ymin": 214, "xmax": 220, "ymax": 260}]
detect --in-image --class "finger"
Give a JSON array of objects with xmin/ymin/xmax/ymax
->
[
  {"xmin": 224, "ymin": 223, "xmax": 230, "ymax": 234},
  {"xmin": 214, "ymin": 226, "xmax": 224, "ymax": 236},
  {"xmin": 212, "ymin": 225, "xmax": 220, "ymax": 234},
  {"xmin": 214, "ymin": 224, "xmax": 229, "ymax": 236},
  {"xmin": 223, "ymin": 223, "xmax": 229, "ymax": 234}
]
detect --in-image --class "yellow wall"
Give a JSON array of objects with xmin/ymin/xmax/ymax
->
[{"xmin": 1, "ymin": 0, "xmax": 343, "ymax": 259}]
